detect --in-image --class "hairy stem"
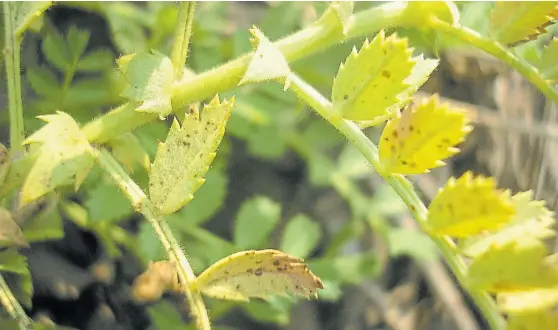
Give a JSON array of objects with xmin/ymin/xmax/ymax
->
[
  {"xmin": 287, "ymin": 73, "xmax": 505, "ymax": 330},
  {"xmin": 427, "ymin": 17, "xmax": 558, "ymax": 106},
  {"xmin": 4, "ymin": 2, "xmax": 25, "ymax": 153},
  {"xmin": 171, "ymin": 1, "xmax": 197, "ymax": 80},
  {"xmin": 93, "ymin": 148, "xmax": 210, "ymax": 330},
  {"xmin": 0, "ymin": 274, "xmax": 32, "ymax": 330}
]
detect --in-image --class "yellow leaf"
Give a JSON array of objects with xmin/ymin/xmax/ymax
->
[
  {"xmin": 330, "ymin": 1, "xmax": 354, "ymax": 35},
  {"xmin": 22, "ymin": 112, "xmax": 94, "ymax": 205},
  {"xmin": 149, "ymin": 96, "xmax": 234, "ymax": 216},
  {"xmin": 490, "ymin": 2, "xmax": 558, "ymax": 46},
  {"xmin": 498, "ymin": 286, "xmax": 558, "ymax": 314},
  {"xmin": 379, "ymin": 95, "xmax": 471, "ymax": 175},
  {"xmin": 427, "ymin": 172, "xmax": 515, "ymax": 237},
  {"xmin": 460, "ymin": 191, "xmax": 555, "ymax": 258},
  {"xmin": 508, "ymin": 310, "xmax": 558, "ymax": 330},
  {"xmin": 331, "ymin": 30, "xmax": 416, "ymax": 121},
  {"xmin": 467, "ymin": 238, "xmax": 558, "ymax": 293},
  {"xmin": 192, "ymin": 249, "xmax": 324, "ymax": 301}
]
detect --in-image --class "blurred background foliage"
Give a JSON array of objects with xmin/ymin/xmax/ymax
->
[{"xmin": 1, "ymin": 1, "xmax": 556, "ymax": 330}]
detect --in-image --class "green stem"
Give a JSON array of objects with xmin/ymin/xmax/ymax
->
[
  {"xmin": 93, "ymin": 148, "xmax": 210, "ymax": 330},
  {"xmin": 4, "ymin": 2, "xmax": 25, "ymax": 153},
  {"xmin": 287, "ymin": 73, "xmax": 506, "ymax": 330},
  {"xmin": 171, "ymin": 1, "xmax": 197, "ymax": 80},
  {"xmin": 0, "ymin": 274, "xmax": 31, "ymax": 330},
  {"xmin": 427, "ymin": 17, "xmax": 558, "ymax": 105}
]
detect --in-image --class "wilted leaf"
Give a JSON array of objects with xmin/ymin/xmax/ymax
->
[
  {"xmin": 280, "ymin": 214, "xmax": 321, "ymax": 259},
  {"xmin": 427, "ymin": 172, "xmax": 515, "ymax": 237},
  {"xmin": 118, "ymin": 51, "xmax": 175, "ymax": 117},
  {"xmin": 239, "ymin": 26, "xmax": 291, "ymax": 86},
  {"xmin": 148, "ymin": 301, "xmax": 185, "ymax": 330},
  {"xmin": 331, "ymin": 30, "xmax": 416, "ymax": 121},
  {"xmin": 467, "ymin": 239, "xmax": 558, "ymax": 292},
  {"xmin": 490, "ymin": 2, "xmax": 558, "ymax": 46},
  {"xmin": 22, "ymin": 112, "xmax": 94, "ymax": 205},
  {"xmin": 0, "ymin": 249, "xmax": 33, "ymax": 307},
  {"xmin": 132, "ymin": 261, "xmax": 178, "ymax": 303},
  {"xmin": 0, "ymin": 208, "xmax": 28, "ymax": 247},
  {"xmin": 149, "ymin": 96, "xmax": 234, "ymax": 215},
  {"xmin": 330, "ymin": 1, "xmax": 354, "ymax": 35},
  {"xmin": 192, "ymin": 249, "xmax": 324, "ymax": 301},
  {"xmin": 234, "ymin": 196, "xmax": 281, "ymax": 249},
  {"xmin": 379, "ymin": 95, "xmax": 472, "ymax": 175}
]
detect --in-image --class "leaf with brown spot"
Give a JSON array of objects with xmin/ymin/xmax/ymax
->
[{"xmin": 191, "ymin": 249, "xmax": 324, "ymax": 301}]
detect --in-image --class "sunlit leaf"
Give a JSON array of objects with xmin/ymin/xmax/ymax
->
[
  {"xmin": 508, "ymin": 311, "xmax": 558, "ymax": 330},
  {"xmin": 149, "ymin": 97, "xmax": 233, "ymax": 215},
  {"xmin": 332, "ymin": 30, "xmax": 416, "ymax": 121},
  {"xmin": 234, "ymin": 196, "xmax": 281, "ymax": 249},
  {"xmin": 22, "ymin": 112, "xmax": 94, "ymax": 205},
  {"xmin": 330, "ymin": 1, "xmax": 354, "ymax": 35},
  {"xmin": 118, "ymin": 51, "xmax": 175, "ymax": 118},
  {"xmin": 239, "ymin": 26, "xmax": 291, "ymax": 87},
  {"xmin": 427, "ymin": 172, "xmax": 515, "ymax": 237},
  {"xmin": 498, "ymin": 286, "xmax": 558, "ymax": 314},
  {"xmin": 192, "ymin": 249, "xmax": 324, "ymax": 301},
  {"xmin": 489, "ymin": 2, "xmax": 558, "ymax": 46},
  {"xmin": 379, "ymin": 95, "xmax": 472, "ymax": 175},
  {"xmin": 280, "ymin": 214, "xmax": 321, "ymax": 259}
]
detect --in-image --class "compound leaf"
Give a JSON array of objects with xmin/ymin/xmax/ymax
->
[
  {"xmin": 378, "ymin": 95, "xmax": 471, "ymax": 174},
  {"xmin": 332, "ymin": 30, "xmax": 417, "ymax": 121},
  {"xmin": 467, "ymin": 238, "xmax": 558, "ymax": 292},
  {"xmin": 234, "ymin": 196, "xmax": 281, "ymax": 249},
  {"xmin": 280, "ymin": 214, "xmax": 321, "ymax": 259},
  {"xmin": 42, "ymin": 29, "xmax": 70, "ymax": 72},
  {"xmin": 66, "ymin": 26, "xmax": 90, "ymax": 62},
  {"xmin": 22, "ymin": 112, "xmax": 94, "ymax": 205},
  {"xmin": 239, "ymin": 26, "xmax": 291, "ymax": 86},
  {"xmin": 118, "ymin": 51, "xmax": 175, "ymax": 118},
  {"xmin": 427, "ymin": 172, "xmax": 515, "ymax": 237},
  {"xmin": 149, "ymin": 97, "xmax": 234, "ymax": 215},
  {"xmin": 26, "ymin": 66, "xmax": 61, "ymax": 97},
  {"xmin": 490, "ymin": 2, "xmax": 558, "ymax": 46},
  {"xmin": 330, "ymin": 1, "xmax": 354, "ymax": 35},
  {"xmin": 192, "ymin": 249, "xmax": 324, "ymax": 301},
  {"xmin": 77, "ymin": 49, "xmax": 115, "ymax": 72},
  {"xmin": 539, "ymin": 38, "xmax": 558, "ymax": 81}
]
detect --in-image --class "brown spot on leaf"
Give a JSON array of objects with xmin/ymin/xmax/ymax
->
[
  {"xmin": 382, "ymin": 70, "xmax": 391, "ymax": 78},
  {"xmin": 255, "ymin": 268, "xmax": 263, "ymax": 276}
]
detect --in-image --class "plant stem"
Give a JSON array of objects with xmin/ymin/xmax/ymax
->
[
  {"xmin": 4, "ymin": 2, "xmax": 25, "ymax": 154},
  {"xmin": 93, "ymin": 148, "xmax": 210, "ymax": 330},
  {"xmin": 427, "ymin": 17, "xmax": 558, "ymax": 105},
  {"xmin": 171, "ymin": 1, "xmax": 197, "ymax": 80},
  {"xmin": 0, "ymin": 274, "xmax": 32, "ymax": 330},
  {"xmin": 287, "ymin": 73, "xmax": 506, "ymax": 330}
]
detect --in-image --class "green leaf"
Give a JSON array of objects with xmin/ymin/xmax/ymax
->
[
  {"xmin": 21, "ymin": 194, "xmax": 64, "ymax": 243},
  {"xmin": 149, "ymin": 97, "xmax": 233, "ymax": 215},
  {"xmin": 107, "ymin": 133, "xmax": 150, "ymax": 173},
  {"xmin": 308, "ymin": 252, "xmax": 379, "ymax": 284},
  {"xmin": 103, "ymin": 4, "xmax": 148, "ymax": 54},
  {"xmin": 0, "ymin": 207, "xmax": 28, "ymax": 248},
  {"xmin": 22, "ymin": 112, "xmax": 94, "ymax": 205},
  {"xmin": 26, "ymin": 66, "xmax": 61, "ymax": 98},
  {"xmin": 179, "ymin": 167, "xmax": 228, "ymax": 226},
  {"xmin": 402, "ymin": 2, "xmax": 460, "ymax": 26},
  {"xmin": 42, "ymin": 29, "xmax": 71, "ymax": 72},
  {"xmin": 148, "ymin": 301, "xmax": 185, "ymax": 330},
  {"xmin": 0, "ymin": 249, "xmax": 32, "ymax": 307},
  {"xmin": 387, "ymin": 228, "xmax": 438, "ymax": 261},
  {"xmin": 280, "ymin": 214, "xmax": 321, "ymax": 259},
  {"xmin": 242, "ymin": 299, "xmax": 290, "ymax": 326},
  {"xmin": 234, "ymin": 196, "xmax": 281, "ymax": 249},
  {"xmin": 76, "ymin": 49, "xmax": 115, "ymax": 72},
  {"xmin": 85, "ymin": 180, "xmax": 133, "ymax": 224},
  {"xmin": 331, "ymin": 30, "xmax": 417, "ymax": 121},
  {"xmin": 247, "ymin": 125, "xmax": 287, "ymax": 159},
  {"xmin": 539, "ymin": 38, "xmax": 558, "ymax": 80},
  {"xmin": 330, "ymin": 1, "xmax": 354, "ymax": 35},
  {"xmin": 66, "ymin": 26, "xmax": 90, "ymax": 62},
  {"xmin": 118, "ymin": 51, "xmax": 175, "ymax": 117},
  {"xmin": 239, "ymin": 26, "xmax": 291, "ymax": 86},
  {"xmin": 337, "ymin": 144, "xmax": 372, "ymax": 179},
  {"xmin": 489, "ymin": 2, "xmax": 558, "ymax": 46},
  {"xmin": 137, "ymin": 222, "xmax": 166, "ymax": 264}
]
